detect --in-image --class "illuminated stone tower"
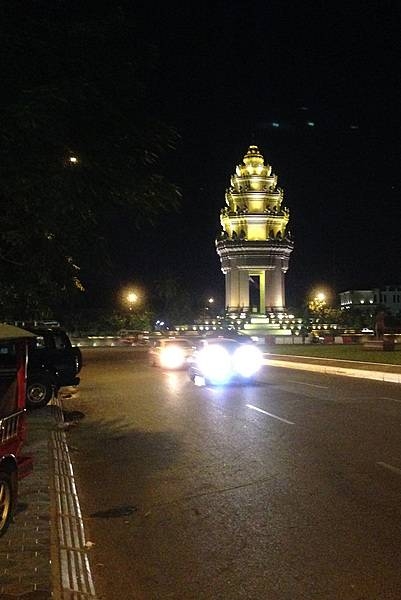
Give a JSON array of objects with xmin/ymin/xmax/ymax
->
[{"xmin": 216, "ymin": 145, "xmax": 294, "ymax": 314}]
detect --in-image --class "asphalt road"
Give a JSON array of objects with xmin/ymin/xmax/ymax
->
[{"xmin": 62, "ymin": 347, "xmax": 401, "ymax": 600}]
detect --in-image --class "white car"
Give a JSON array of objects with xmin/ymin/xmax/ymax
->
[
  {"xmin": 149, "ymin": 338, "xmax": 194, "ymax": 370},
  {"xmin": 187, "ymin": 337, "xmax": 263, "ymax": 385}
]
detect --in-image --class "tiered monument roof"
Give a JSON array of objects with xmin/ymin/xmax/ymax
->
[{"xmin": 218, "ymin": 145, "xmax": 292, "ymax": 244}]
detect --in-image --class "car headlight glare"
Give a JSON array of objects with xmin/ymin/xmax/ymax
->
[
  {"xmin": 233, "ymin": 345, "xmax": 263, "ymax": 378},
  {"xmin": 198, "ymin": 345, "xmax": 231, "ymax": 383},
  {"xmin": 160, "ymin": 346, "xmax": 185, "ymax": 369}
]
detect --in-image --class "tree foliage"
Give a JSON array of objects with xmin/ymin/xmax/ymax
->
[
  {"xmin": 0, "ymin": 3, "xmax": 180, "ymax": 320},
  {"xmin": 154, "ymin": 274, "xmax": 195, "ymax": 325}
]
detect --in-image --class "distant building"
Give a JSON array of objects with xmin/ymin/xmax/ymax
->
[{"xmin": 339, "ymin": 286, "xmax": 401, "ymax": 316}]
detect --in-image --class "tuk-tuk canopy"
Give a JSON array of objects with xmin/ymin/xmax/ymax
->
[{"xmin": 0, "ymin": 324, "xmax": 35, "ymax": 342}]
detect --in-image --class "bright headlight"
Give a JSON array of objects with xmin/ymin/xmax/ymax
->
[
  {"xmin": 233, "ymin": 345, "xmax": 263, "ymax": 378},
  {"xmin": 198, "ymin": 345, "xmax": 231, "ymax": 383},
  {"xmin": 160, "ymin": 346, "xmax": 185, "ymax": 369}
]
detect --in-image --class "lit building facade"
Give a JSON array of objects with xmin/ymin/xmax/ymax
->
[
  {"xmin": 340, "ymin": 286, "xmax": 401, "ymax": 316},
  {"xmin": 216, "ymin": 145, "xmax": 294, "ymax": 315}
]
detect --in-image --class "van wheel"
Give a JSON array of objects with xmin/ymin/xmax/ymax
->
[
  {"xmin": 26, "ymin": 376, "xmax": 53, "ymax": 409},
  {"xmin": 0, "ymin": 472, "xmax": 14, "ymax": 536}
]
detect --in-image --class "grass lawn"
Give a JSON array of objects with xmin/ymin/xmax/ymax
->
[{"xmin": 265, "ymin": 344, "xmax": 401, "ymax": 365}]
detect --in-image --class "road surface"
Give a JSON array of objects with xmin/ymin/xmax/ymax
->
[{"xmin": 61, "ymin": 347, "xmax": 401, "ymax": 599}]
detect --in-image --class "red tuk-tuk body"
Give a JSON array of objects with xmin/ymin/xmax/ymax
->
[{"xmin": 0, "ymin": 324, "xmax": 34, "ymax": 535}]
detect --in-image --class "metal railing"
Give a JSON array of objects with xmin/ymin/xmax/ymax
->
[{"xmin": 0, "ymin": 410, "xmax": 23, "ymax": 444}]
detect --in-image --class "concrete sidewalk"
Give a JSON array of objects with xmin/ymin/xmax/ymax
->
[
  {"xmin": 0, "ymin": 406, "xmax": 53, "ymax": 599},
  {"xmin": 0, "ymin": 391, "xmax": 96, "ymax": 600}
]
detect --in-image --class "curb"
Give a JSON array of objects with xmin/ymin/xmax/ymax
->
[
  {"xmin": 50, "ymin": 396, "xmax": 97, "ymax": 600},
  {"xmin": 263, "ymin": 357, "xmax": 401, "ymax": 384}
]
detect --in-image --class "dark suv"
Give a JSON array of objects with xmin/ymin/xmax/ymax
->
[{"xmin": 24, "ymin": 327, "xmax": 82, "ymax": 409}]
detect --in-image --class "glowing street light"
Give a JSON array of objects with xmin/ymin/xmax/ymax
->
[
  {"xmin": 127, "ymin": 292, "xmax": 138, "ymax": 305},
  {"xmin": 308, "ymin": 290, "xmax": 327, "ymax": 313},
  {"xmin": 202, "ymin": 296, "xmax": 216, "ymax": 321},
  {"xmin": 126, "ymin": 291, "xmax": 139, "ymax": 313}
]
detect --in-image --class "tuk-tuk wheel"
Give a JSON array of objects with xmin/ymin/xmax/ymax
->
[
  {"xmin": 0, "ymin": 472, "xmax": 14, "ymax": 536},
  {"xmin": 26, "ymin": 376, "xmax": 53, "ymax": 409}
]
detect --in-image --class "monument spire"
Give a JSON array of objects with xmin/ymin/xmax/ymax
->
[{"xmin": 216, "ymin": 145, "xmax": 294, "ymax": 315}]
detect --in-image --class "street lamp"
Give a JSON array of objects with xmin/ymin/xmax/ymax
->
[
  {"xmin": 202, "ymin": 296, "xmax": 215, "ymax": 321},
  {"xmin": 127, "ymin": 291, "xmax": 138, "ymax": 304},
  {"xmin": 308, "ymin": 291, "xmax": 327, "ymax": 314},
  {"xmin": 127, "ymin": 291, "xmax": 138, "ymax": 311}
]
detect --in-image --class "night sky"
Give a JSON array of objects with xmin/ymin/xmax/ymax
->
[
  {"xmin": 125, "ymin": 1, "xmax": 401, "ymax": 309},
  {"xmin": 10, "ymin": 2, "xmax": 400, "ymax": 311}
]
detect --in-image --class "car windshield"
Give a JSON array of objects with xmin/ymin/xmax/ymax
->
[
  {"xmin": 204, "ymin": 340, "xmax": 241, "ymax": 351},
  {"xmin": 53, "ymin": 333, "xmax": 69, "ymax": 349}
]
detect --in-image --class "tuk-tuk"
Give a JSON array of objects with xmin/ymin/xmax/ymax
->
[{"xmin": 0, "ymin": 324, "xmax": 34, "ymax": 535}]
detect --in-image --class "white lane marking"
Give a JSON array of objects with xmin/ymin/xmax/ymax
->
[
  {"xmin": 377, "ymin": 461, "xmax": 401, "ymax": 476},
  {"xmin": 291, "ymin": 380, "xmax": 328, "ymax": 389},
  {"xmin": 379, "ymin": 397, "xmax": 401, "ymax": 403},
  {"xmin": 246, "ymin": 404, "xmax": 295, "ymax": 425}
]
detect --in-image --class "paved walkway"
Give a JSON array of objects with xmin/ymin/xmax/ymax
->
[
  {"xmin": 0, "ymin": 390, "xmax": 96, "ymax": 600},
  {"xmin": 1, "ymin": 357, "xmax": 401, "ymax": 599},
  {"xmin": 0, "ymin": 406, "xmax": 53, "ymax": 599}
]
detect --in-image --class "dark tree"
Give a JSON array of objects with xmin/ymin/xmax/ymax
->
[
  {"xmin": 154, "ymin": 274, "xmax": 195, "ymax": 326},
  {"xmin": 0, "ymin": 3, "xmax": 180, "ymax": 320}
]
